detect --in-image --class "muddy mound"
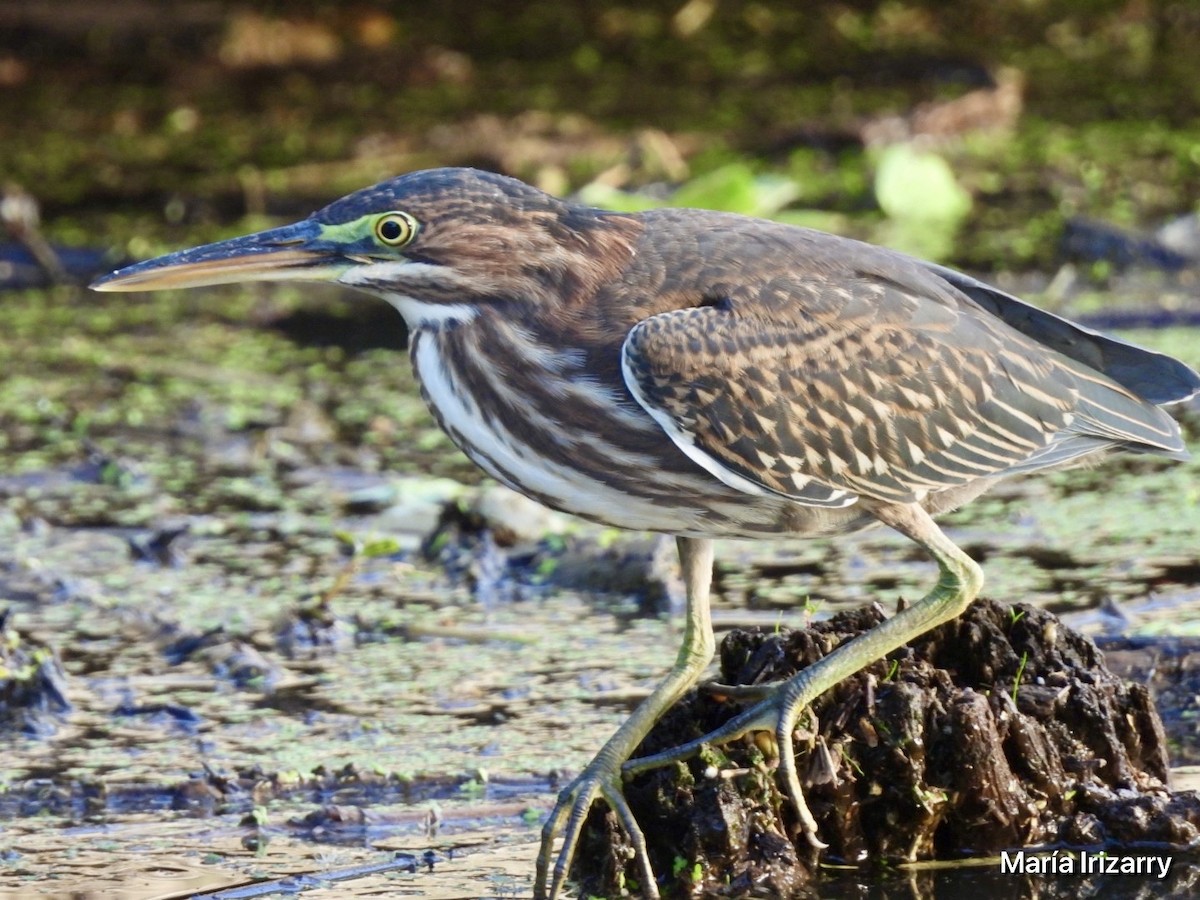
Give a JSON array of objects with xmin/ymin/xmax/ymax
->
[{"xmin": 575, "ymin": 598, "xmax": 1200, "ymax": 897}]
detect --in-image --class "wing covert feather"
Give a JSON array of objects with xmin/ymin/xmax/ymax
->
[{"xmin": 620, "ymin": 273, "xmax": 1146, "ymax": 506}]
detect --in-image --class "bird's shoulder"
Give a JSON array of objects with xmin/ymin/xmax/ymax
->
[{"xmin": 627, "ymin": 208, "xmax": 974, "ymax": 328}]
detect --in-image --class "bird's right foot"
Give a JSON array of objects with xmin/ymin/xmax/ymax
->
[
  {"xmin": 534, "ymin": 537, "xmax": 718, "ymax": 898},
  {"xmin": 535, "ymin": 750, "xmax": 661, "ymax": 900}
]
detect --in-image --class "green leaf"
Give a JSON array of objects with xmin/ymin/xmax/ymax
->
[
  {"xmin": 576, "ymin": 183, "xmax": 665, "ymax": 213},
  {"xmin": 672, "ymin": 163, "xmax": 799, "ymax": 216},
  {"xmin": 874, "ymin": 145, "xmax": 971, "ymax": 224},
  {"xmin": 361, "ymin": 536, "xmax": 402, "ymax": 558},
  {"xmin": 671, "ymin": 163, "xmax": 759, "ymax": 213}
]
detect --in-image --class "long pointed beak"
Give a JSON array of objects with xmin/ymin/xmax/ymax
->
[{"xmin": 91, "ymin": 220, "xmax": 348, "ymax": 292}]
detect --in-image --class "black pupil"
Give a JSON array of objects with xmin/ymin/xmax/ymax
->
[{"xmin": 380, "ymin": 218, "xmax": 405, "ymax": 242}]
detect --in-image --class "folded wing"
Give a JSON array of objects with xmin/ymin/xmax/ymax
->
[{"xmin": 621, "ymin": 266, "xmax": 1188, "ymax": 507}]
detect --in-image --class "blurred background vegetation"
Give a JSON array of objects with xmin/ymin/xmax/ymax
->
[
  {"xmin": 2, "ymin": 8, "xmax": 1199, "ymax": 894},
  {"xmin": 3, "ymin": 0, "xmax": 1200, "ymax": 278}
]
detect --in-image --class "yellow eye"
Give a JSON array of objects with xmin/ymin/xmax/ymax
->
[{"xmin": 373, "ymin": 212, "xmax": 419, "ymax": 247}]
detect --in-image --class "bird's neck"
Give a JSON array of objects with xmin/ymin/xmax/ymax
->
[{"xmin": 386, "ymin": 293, "xmax": 479, "ymax": 330}]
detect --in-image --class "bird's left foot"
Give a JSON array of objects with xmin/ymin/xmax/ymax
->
[{"xmin": 535, "ymin": 747, "xmax": 661, "ymax": 899}]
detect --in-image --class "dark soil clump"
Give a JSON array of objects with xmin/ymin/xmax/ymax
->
[
  {"xmin": 574, "ymin": 598, "xmax": 1200, "ymax": 897},
  {"xmin": 0, "ymin": 609, "xmax": 71, "ymax": 737}
]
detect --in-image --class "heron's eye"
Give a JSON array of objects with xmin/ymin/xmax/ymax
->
[{"xmin": 373, "ymin": 212, "xmax": 419, "ymax": 247}]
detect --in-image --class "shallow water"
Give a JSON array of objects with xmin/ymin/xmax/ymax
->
[{"xmin": 1, "ymin": 283, "xmax": 1198, "ymax": 896}]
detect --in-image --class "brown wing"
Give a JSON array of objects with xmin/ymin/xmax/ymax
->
[{"xmin": 621, "ymin": 269, "xmax": 1185, "ymax": 507}]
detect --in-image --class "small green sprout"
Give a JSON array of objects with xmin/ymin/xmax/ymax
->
[{"xmin": 1011, "ymin": 650, "xmax": 1029, "ymax": 704}]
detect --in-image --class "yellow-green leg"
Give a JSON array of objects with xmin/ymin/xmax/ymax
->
[
  {"xmin": 535, "ymin": 536, "xmax": 717, "ymax": 900},
  {"xmin": 624, "ymin": 504, "xmax": 984, "ymax": 844}
]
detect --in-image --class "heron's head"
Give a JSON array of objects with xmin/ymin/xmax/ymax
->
[{"xmin": 92, "ymin": 168, "xmax": 638, "ymax": 326}]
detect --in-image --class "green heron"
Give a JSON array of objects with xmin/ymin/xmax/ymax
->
[{"xmin": 93, "ymin": 168, "xmax": 1199, "ymax": 898}]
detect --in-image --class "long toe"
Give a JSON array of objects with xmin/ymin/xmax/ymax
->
[
  {"xmin": 773, "ymin": 687, "xmax": 825, "ymax": 843},
  {"xmin": 701, "ymin": 680, "xmax": 780, "ymax": 702},
  {"xmin": 624, "ymin": 683, "xmax": 826, "ymax": 837}
]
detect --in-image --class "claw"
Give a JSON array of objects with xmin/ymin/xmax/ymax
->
[
  {"xmin": 775, "ymin": 709, "xmax": 827, "ymax": 846},
  {"xmin": 535, "ymin": 769, "xmax": 661, "ymax": 900},
  {"xmin": 534, "ymin": 791, "xmax": 572, "ymax": 899},
  {"xmin": 701, "ymin": 680, "xmax": 777, "ymax": 702}
]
